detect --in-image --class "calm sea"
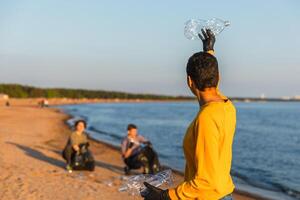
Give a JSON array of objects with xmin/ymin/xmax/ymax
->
[{"xmin": 57, "ymin": 101, "xmax": 300, "ymax": 200}]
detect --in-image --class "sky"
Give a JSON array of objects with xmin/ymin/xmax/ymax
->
[{"xmin": 0, "ymin": 0, "xmax": 300, "ymax": 97}]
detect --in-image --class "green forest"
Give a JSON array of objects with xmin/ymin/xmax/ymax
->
[{"xmin": 0, "ymin": 84, "xmax": 191, "ymax": 100}]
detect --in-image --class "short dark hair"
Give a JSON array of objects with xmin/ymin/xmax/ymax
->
[
  {"xmin": 127, "ymin": 124, "xmax": 137, "ymax": 131},
  {"xmin": 75, "ymin": 119, "xmax": 87, "ymax": 128},
  {"xmin": 186, "ymin": 52, "xmax": 219, "ymax": 91}
]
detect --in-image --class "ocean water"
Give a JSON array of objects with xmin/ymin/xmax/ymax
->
[{"xmin": 57, "ymin": 102, "xmax": 300, "ymax": 200}]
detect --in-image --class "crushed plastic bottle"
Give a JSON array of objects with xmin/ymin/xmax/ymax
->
[
  {"xmin": 118, "ymin": 169, "xmax": 173, "ymax": 196},
  {"xmin": 184, "ymin": 18, "xmax": 230, "ymax": 40}
]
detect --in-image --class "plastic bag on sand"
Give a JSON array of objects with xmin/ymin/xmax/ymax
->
[{"xmin": 118, "ymin": 169, "xmax": 173, "ymax": 196}]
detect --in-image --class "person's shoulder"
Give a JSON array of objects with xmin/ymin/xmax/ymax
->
[
  {"xmin": 121, "ymin": 136, "xmax": 129, "ymax": 143},
  {"xmin": 226, "ymin": 99, "xmax": 236, "ymax": 112},
  {"xmin": 199, "ymin": 103, "xmax": 218, "ymax": 118},
  {"xmin": 137, "ymin": 134, "xmax": 147, "ymax": 141},
  {"xmin": 70, "ymin": 131, "xmax": 77, "ymax": 137},
  {"xmin": 198, "ymin": 100, "xmax": 236, "ymax": 122},
  {"xmin": 70, "ymin": 131, "xmax": 78, "ymax": 142},
  {"xmin": 205, "ymin": 99, "xmax": 235, "ymax": 112},
  {"xmin": 218, "ymin": 99, "xmax": 236, "ymax": 115},
  {"xmin": 196, "ymin": 109, "xmax": 213, "ymax": 125},
  {"xmin": 197, "ymin": 102, "xmax": 222, "ymax": 120},
  {"xmin": 83, "ymin": 132, "xmax": 89, "ymax": 137}
]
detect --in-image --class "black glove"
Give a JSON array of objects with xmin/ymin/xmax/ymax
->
[
  {"xmin": 198, "ymin": 28, "xmax": 215, "ymax": 52},
  {"xmin": 141, "ymin": 182, "xmax": 171, "ymax": 200}
]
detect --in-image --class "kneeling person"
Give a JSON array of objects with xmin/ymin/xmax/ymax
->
[
  {"xmin": 121, "ymin": 124, "xmax": 160, "ymax": 175},
  {"xmin": 62, "ymin": 120, "xmax": 95, "ymax": 172}
]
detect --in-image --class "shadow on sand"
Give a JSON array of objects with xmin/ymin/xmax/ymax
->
[
  {"xmin": 7, "ymin": 142, "xmax": 65, "ymax": 169},
  {"xmin": 8, "ymin": 141, "xmax": 135, "ymax": 175},
  {"xmin": 95, "ymin": 160, "xmax": 125, "ymax": 174}
]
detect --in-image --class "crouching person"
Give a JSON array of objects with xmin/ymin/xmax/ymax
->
[
  {"xmin": 121, "ymin": 124, "xmax": 161, "ymax": 175},
  {"xmin": 62, "ymin": 119, "xmax": 95, "ymax": 173}
]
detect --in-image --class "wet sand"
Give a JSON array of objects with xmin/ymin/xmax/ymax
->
[{"xmin": 0, "ymin": 99, "xmax": 258, "ymax": 200}]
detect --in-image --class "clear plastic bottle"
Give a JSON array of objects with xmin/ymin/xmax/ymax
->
[
  {"xmin": 184, "ymin": 18, "xmax": 230, "ymax": 40},
  {"xmin": 118, "ymin": 169, "xmax": 173, "ymax": 196}
]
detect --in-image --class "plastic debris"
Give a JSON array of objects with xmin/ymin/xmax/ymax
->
[{"xmin": 118, "ymin": 169, "xmax": 173, "ymax": 196}]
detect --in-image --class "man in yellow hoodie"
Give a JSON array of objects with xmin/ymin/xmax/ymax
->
[{"xmin": 142, "ymin": 29, "xmax": 236, "ymax": 200}]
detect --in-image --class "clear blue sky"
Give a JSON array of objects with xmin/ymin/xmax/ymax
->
[{"xmin": 0, "ymin": 0, "xmax": 299, "ymax": 97}]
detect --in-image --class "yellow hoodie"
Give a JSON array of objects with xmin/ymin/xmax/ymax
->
[{"xmin": 168, "ymin": 99, "xmax": 236, "ymax": 200}]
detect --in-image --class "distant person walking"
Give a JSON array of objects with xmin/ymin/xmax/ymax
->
[
  {"xmin": 142, "ymin": 29, "xmax": 236, "ymax": 200},
  {"xmin": 38, "ymin": 99, "xmax": 49, "ymax": 108}
]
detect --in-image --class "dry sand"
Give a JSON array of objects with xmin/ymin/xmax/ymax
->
[{"xmin": 0, "ymin": 100, "xmax": 258, "ymax": 200}]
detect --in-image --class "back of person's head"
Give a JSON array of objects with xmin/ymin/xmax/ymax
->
[
  {"xmin": 127, "ymin": 124, "xmax": 137, "ymax": 131},
  {"xmin": 186, "ymin": 52, "xmax": 219, "ymax": 91},
  {"xmin": 75, "ymin": 119, "xmax": 87, "ymax": 129}
]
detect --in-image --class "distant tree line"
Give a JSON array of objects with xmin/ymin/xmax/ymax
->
[{"xmin": 0, "ymin": 84, "xmax": 193, "ymax": 100}]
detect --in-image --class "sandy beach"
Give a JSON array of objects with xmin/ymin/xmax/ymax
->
[{"xmin": 0, "ymin": 99, "xmax": 258, "ymax": 200}]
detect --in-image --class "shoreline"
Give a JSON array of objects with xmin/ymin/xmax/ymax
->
[
  {"xmin": 0, "ymin": 99, "xmax": 267, "ymax": 199},
  {"xmin": 2, "ymin": 98, "xmax": 300, "ymax": 108},
  {"xmin": 1, "ymin": 98, "xmax": 197, "ymax": 107}
]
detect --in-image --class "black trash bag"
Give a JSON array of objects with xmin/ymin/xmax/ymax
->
[
  {"xmin": 72, "ymin": 143, "xmax": 95, "ymax": 171},
  {"xmin": 139, "ymin": 142, "xmax": 161, "ymax": 174},
  {"xmin": 140, "ymin": 144, "xmax": 161, "ymax": 174}
]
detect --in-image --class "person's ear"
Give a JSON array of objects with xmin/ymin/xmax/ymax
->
[{"xmin": 187, "ymin": 76, "xmax": 193, "ymax": 88}]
